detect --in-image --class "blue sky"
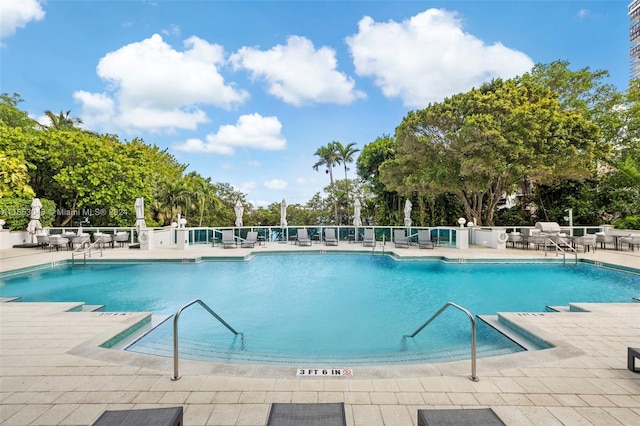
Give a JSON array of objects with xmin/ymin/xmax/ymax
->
[{"xmin": 0, "ymin": 0, "xmax": 630, "ymax": 207}]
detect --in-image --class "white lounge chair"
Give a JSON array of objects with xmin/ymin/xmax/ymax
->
[
  {"xmin": 362, "ymin": 228, "xmax": 375, "ymax": 247},
  {"xmin": 394, "ymin": 230, "xmax": 410, "ymax": 248},
  {"xmin": 324, "ymin": 228, "xmax": 338, "ymax": 246},
  {"xmin": 297, "ymin": 229, "xmax": 312, "ymax": 246},
  {"xmin": 221, "ymin": 230, "xmax": 236, "ymax": 248},
  {"xmin": 241, "ymin": 231, "xmax": 258, "ymax": 248},
  {"xmin": 418, "ymin": 230, "xmax": 434, "ymax": 249}
]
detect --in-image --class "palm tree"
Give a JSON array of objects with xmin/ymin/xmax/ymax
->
[
  {"xmin": 335, "ymin": 142, "xmax": 360, "ymax": 218},
  {"xmin": 154, "ymin": 179, "xmax": 190, "ymax": 225},
  {"xmin": 44, "ymin": 110, "xmax": 83, "ymax": 130},
  {"xmin": 312, "ymin": 142, "xmax": 340, "ymax": 224},
  {"xmin": 185, "ymin": 173, "xmax": 222, "ymax": 226}
]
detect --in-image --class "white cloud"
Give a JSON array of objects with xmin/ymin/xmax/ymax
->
[
  {"xmin": 173, "ymin": 113, "xmax": 286, "ymax": 155},
  {"xmin": 264, "ymin": 179, "xmax": 287, "ymax": 190},
  {"xmin": 234, "ymin": 181, "xmax": 257, "ymax": 194},
  {"xmin": 247, "ymin": 160, "xmax": 261, "ymax": 167},
  {"xmin": 161, "ymin": 24, "xmax": 181, "ymax": 37},
  {"xmin": 0, "ymin": 0, "xmax": 45, "ymax": 39},
  {"xmin": 230, "ymin": 35, "xmax": 365, "ymax": 106},
  {"xmin": 345, "ymin": 9, "xmax": 534, "ymax": 107},
  {"xmin": 577, "ymin": 9, "xmax": 589, "ymax": 19},
  {"xmin": 74, "ymin": 34, "xmax": 249, "ymax": 133}
]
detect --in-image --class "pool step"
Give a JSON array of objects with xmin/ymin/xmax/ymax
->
[
  {"xmin": 82, "ymin": 304, "xmax": 105, "ymax": 312},
  {"xmin": 108, "ymin": 314, "xmax": 172, "ymax": 350},
  {"xmin": 545, "ymin": 305, "xmax": 570, "ymax": 312},
  {"xmin": 477, "ymin": 315, "xmax": 540, "ymax": 351}
]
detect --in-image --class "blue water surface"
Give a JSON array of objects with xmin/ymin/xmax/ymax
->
[{"xmin": 2, "ymin": 254, "xmax": 638, "ymax": 365}]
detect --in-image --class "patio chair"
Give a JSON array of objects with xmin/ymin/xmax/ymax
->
[
  {"xmin": 241, "ymin": 231, "xmax": 258, "ymax": 248},
  {"xmin": 418, "ymin": 230, "xmax": 434, "ymax": 249},
  {"xmin": 324, "ymin": 228, "xmax": 338, "ymax": 246},
  {"xmin": 507, "ymin": 232, "xmax": 523, "ymax": 248},
  {"xmin": 48, "ymin": 235, "xmax": 69, "ymax": 251},
  {"xmin": 620, "ymin": 234, "xmax": 640, "ymax": 251},
  {"xmin": 113, "ymin": 232, "xmax": 130, "ymax": 247},
  {"xmin": 297, "ymin": 229, "xmax": 312, "ymax": 246},
  {"xmin": 36, "ymin": 234, "xmax": 49, "ymax": 250},
  {"xmin": 221, "ymin": 230, "xmax": 236, "ymax": 248},
  {"xmin": 362, "ymin": 228, "xmax": 375, "ymax": 247},
  {"xmin": 393, "ymin": 229, "xmax": 410, "ymax": 248},
  {"xmin": 93, "ymin": 233, "xmax": 112, "ymax": 249},
  {"xmin": 595, "ymin": 232, "xmax": 614, "ymax": 249},
  {"xmin": 572, "ymin": 234, "xmax": 597, "ymax": 252}
]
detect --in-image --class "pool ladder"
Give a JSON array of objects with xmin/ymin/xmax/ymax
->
[
  {"xmin": 403, "ymin": 302, "xmax": 478, "ymax": 381},
  {"xmin": 172, "ymin": 299, "xmax": 244, "ymax": 380},
  {"xmin": 544, "ymin": 237, "xmax": 578, "ymax": 265},
  {"xmin": 71, "ymin": 238, "xmax": 102, "ymax": 265}
]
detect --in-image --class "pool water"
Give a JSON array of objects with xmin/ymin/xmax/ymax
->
[{"xmin": 1, "ymin": 254, "xmax": 638, "ymax": 365}]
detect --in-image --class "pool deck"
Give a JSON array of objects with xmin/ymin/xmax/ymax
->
[{"xmin": 1, "ymin": 242, "xmax": 639, "ymax": 425}]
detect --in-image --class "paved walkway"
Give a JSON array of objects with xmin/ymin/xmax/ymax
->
[{"xmin": 1, "ymin": 242, "xmax": 639, "ymax": 425}]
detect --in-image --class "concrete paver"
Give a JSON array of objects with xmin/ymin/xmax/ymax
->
[{"xmin": 1, "ymin": 242, "xmax": 639, "ymax": 425}]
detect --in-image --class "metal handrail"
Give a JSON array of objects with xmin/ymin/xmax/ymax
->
[
  {"xmin": 172, "ymin": 299, "xmax": 243, "ymax": 380},
  {"xmin": 71, "ymin": 238, "xmax": 101, "ymax": 264},
  {"xmin": 544, "ymin": 237, "xmax": 577, "ymax": 265},
  {"xmin": 404, "ymin": 302, "xmax": 478, "ymax": 381}
]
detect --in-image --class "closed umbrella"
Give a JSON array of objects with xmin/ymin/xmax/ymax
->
[
  {"xmin": 280, "ymin": 199, "xmax": 288, "ymax": 227},
  {"xmin": 404, "ymin": 199, "xmax": 412, "ymax": 228},
  {"xmin": 234, "ymin": 200, "xmax": 244, "ymax": 227},
  {"xmin": 135, "ymin": 197, "xmax": 147, "ymax": 234},
  {"xmin": 26, "ymin": 198, "xmax": 43, "ymax": 243},
  {"xmin": 353, "ymin": 199, "xmax": 362, "ymax": 228}
]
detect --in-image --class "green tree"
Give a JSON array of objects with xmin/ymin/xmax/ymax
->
[{"xmin": 382, "ymin": 77, "xmax": 600, "ymax": 226}]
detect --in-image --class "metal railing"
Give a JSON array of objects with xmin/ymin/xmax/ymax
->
[
  {"xmin": 172, "ymin": 299, "xmax": 244, "ymax": 380},
  {"xmin": 71, "ymin": 238, "xmax": 101, "ymax": 264},
  {"xmin": 543, "ymin": 237, "xmax": 578, "ymax": 265},
  {"xmin": 404, "ymin": 302, "xmax": 478, "ymax": 381}
]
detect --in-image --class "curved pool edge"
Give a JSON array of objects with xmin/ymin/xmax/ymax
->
[
  {"xmin": 63, "ymin": 299, "xmax": 594, "ymax": 380},
  {"xmin": 2, "ymin": 251, "xmax": 639, "ymax": 280}
]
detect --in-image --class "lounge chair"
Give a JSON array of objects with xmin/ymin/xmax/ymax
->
[
  {"xmin": 297, "ymin": 229, "xmax": 312, "ymax": 246},
  {"xmin": 267, "ymin": 403, "xmax": 346, "ymax": 426},
  {"xmin": 418, "ymin": 230, "xmax": 434, "ymax": 249},
  {"xmin": 241, "ymin": 231, "xmax": 257, "ymax": 248},
  {"xmin": 394, "ymin": 230, "xmax": 410, "ymax": 248},
  {"xmin": 362, "ymin": 228, "xmax": 375, "ymax": 247},
  {"xmin": 417, "ymin": 408, "xmax": 505, "ymax": 426},
  {"xmin": 324, "ymin": 228, "xmax": 338, "ymax": 246},
  {"xmin": 221, "ymin": 230, "xmax": 236, "ymax": 248}
]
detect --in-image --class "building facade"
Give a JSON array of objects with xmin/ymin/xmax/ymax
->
[{"xmin": 631, "ymin": 1, "xmax": 640, "ymax": 79}]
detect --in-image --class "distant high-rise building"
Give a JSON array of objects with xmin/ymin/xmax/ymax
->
[{"xmin": 631, "ymin": 1, "xmax": 640, "ymax": 79}]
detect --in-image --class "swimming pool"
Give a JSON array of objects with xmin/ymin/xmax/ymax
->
[{"xmin": 1, "ymin": 254, "xmax": 638, "ymax": 365}]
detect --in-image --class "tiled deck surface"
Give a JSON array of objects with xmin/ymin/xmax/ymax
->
[{"xmin": 1, "ymin": 242, "xmax": 639, "ymax": 425}]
